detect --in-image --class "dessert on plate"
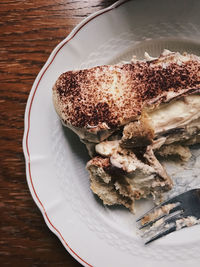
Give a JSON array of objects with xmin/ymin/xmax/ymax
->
[{"xmin": 53, "ymin": 50, "xmax": 200, "ymax": 212}]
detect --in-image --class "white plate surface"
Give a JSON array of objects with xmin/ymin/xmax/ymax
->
[{"xmin": 23, "ymin": 0, "xmax": 200, "ymax": 266}]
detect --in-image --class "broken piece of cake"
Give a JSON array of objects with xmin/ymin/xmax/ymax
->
[{"xmin": 52, "ymin": 49, "xmax": 200, "ymax": 212}]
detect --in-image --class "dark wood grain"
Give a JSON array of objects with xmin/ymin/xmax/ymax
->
[{"xmin": 0, "ymin": 1, "xmax": 116, "ymax": 266}]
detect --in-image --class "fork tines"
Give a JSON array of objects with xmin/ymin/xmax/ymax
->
[{"xmin": 137, "ymin": 189, "xmax": 200, "ymax": 244}]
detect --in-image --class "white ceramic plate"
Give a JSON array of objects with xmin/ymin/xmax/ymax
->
[{"xmin": 23, "ymin": 0, "xmax": 200, "ymax": 266}]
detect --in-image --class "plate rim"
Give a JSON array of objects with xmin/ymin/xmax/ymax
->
[
  {"xmin": 23, "ymin": 0, "xmax": 200, "ymax": 265},
  {"xmin": 22, "ymin": 1, "xmax": 129, "ymax": 266}
]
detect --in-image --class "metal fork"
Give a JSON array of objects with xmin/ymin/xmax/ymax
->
[{"xmin": 136, "ymin": 188, "xmax": 200, "ymax": 244}]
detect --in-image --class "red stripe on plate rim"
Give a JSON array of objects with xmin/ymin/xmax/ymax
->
[{"xmin": 24, "ymin": 0, "xmax": 129, "ymax": 266}]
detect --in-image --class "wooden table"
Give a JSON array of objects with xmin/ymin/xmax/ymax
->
[{"xmin": 0, "ymin": 1, "xmax": 116, "ymax": 265}]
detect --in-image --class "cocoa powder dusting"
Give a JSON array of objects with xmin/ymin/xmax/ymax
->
[{"xmin": 54, "ymin": 58, "xmax": 200, "ymax": 129}]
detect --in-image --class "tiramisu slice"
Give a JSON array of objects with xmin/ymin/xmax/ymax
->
[{"xmin": 53, "ymin": 50, "xmax": 200, "ymax": 212}]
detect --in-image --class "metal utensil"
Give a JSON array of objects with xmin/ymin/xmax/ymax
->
[{"xmin": 137, "ymin": 188, "xmax": 200, "ymax": 244}]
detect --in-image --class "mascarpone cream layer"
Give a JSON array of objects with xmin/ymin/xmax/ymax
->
[{"xmin": 149, "ymin": 95, "xmax": 200, "ymax": 135}]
